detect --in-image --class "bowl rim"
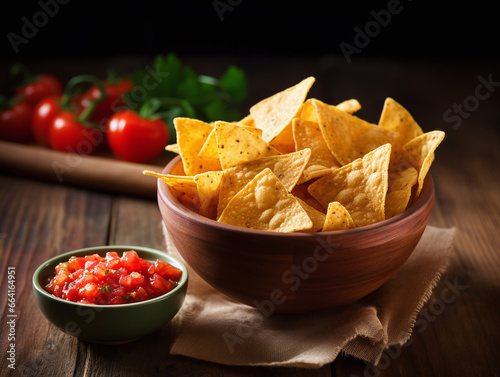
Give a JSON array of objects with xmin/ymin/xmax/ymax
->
[
  {"xmin": 32, "ymin": 245, "xmax": 189, "ymax": 308},
  {"xmin": 158, "ymin": 155, "xmax": 435, "ymax": 237}
]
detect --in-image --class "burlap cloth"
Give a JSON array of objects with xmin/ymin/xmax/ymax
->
[{"xmin": 163, "ymin": 225, "xmax": 456, "ymax": 368}]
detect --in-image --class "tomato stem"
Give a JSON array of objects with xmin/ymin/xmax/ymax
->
[
  {"xmin": 78, "ymin": 83, "xmax": 107, "ymax": 124},
  {"xmin": 61, "ymin": 75, "xmax": 107, "ymax": 126},
  {"xmin": 138, "ymin": 98, "xmax": 160, "ymax": 118},
  {"xmin": 140, "ymin": 97, "xmax": 196, "ymax": 119}
]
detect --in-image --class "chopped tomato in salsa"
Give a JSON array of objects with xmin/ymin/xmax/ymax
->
[{"xmin": 45, "ymin": 250, "xmax": 182, "ymax": 305}]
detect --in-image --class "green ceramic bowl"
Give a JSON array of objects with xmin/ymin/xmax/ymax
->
[{"xmin": 32, "ymin": 245, "xmax": 188, "ymax": 343}]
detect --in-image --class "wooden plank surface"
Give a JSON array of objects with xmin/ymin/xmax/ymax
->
[
  {"xmin": 0, "ymin": 176, "xmax": 112, "ymax": 377},
  {"xmin": 1, "ymin": 55, "xmax": 499, "ymax": 376},
  {"xmin": 332, "ymin": 58, "xmax": 500, "ymax": 376}
]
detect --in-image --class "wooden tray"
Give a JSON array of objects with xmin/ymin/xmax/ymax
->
[{"xmin": 0, "ymin": 140, "xmax": 173, "ymax": 199}]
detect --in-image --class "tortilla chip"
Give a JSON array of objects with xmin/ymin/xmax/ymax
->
[
  {"xmin": 218, "ymin": 168, "xmax": 313, "ymax": 232},
  {"xmin": 241, "ymin": 125, "xmax": 264, "ymax": 138},
  {"xmin": 313, "ymin": 99, "xmax": 397, "ymax": 165},
  {"xmin": 197, "ymin": 129, "xmax": 222, "ymax": 171},
  {"xmin": 237, "ymin": 114, "xmax": 256, "ymax": 127},
  {"xmin": 378, "ymin": 97, "xmax": 424, "ymax": 149},
  {"xmin": 142, "ymin": 169, "xmax": 200, "ymax": 211},
  {"xmin": 298, "ymin": 98, "xmax": 319, "ymax": 122},
  {"xmin": 165, "ymin": 143, "xmax": 180, "ymax": 154},
  {"xmin": 307, "ymin": 144, "xmax": 392, "ymax": 227},
  {"xmin": 250, "ymin": 76, "xmax": 315, "ymax": 143},
  {"xmin": 401, "ymin": 130, "xmax": 445, "ymax": 197},
  {"xmin": 291, "ymin": 183, "xmax": 326, "ymax": 213},
  {"xmin": 217, "ymin": 149, "xmax": 311, "ymax": 218},
  {"xmin": 293, "ymin": 118, "xmax": 341, "ymax": 182},
  {"xmin": 385, "ymin": 167, "xmax": 418, "ymax": 218},
  {"xmin": 215, "ymin": 121, "xmax": 281, "ymax": 170},
  {"xmin": 322, "ymin": 202, "xmax": 356, "ymax": 231},
  {"xmin": 169, "ymin": 158, "xmax": 186, "ymax": 176},
  {"xmin": 385, "ymin": 190, "xmax": 409, "ymax": 219},
  {"xmin": 198, "ymin": 129, "xmax": 219, "ymax": 158},
  {"xmin": 142, "ymin": 170, "xmax": 197, "ymax": 197},
  {"xmin": 194, "ymin": 171, "xmax": 224, "ymax": 220},
  {"xmin": 299, "ymin": 98, "xmax": 361, "ymax": 124},
  {"xmin": 336, "ymin": 98, "xmax": 362, "ymax": 114},
  {"xmin": 269, "ymin": 125, "xmax": 296, "ymax": 154},
  {"xmin": 198, "ymin": 125, "xmax": 264, "ymax": 167},
  {"xmin": 174, "ymin": 117, "xmax": 215, "ymax": 175},
  {"xmin": 152, "ymin": 77, "xmax": 444, "ymax": 232},
  {"xmin": 294, "ymin": 197, "xmax": 326, "ymax": 232}
]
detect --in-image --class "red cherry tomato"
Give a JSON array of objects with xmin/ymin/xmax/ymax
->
[
  {"xmin": 79, "ymin": 78, "xmax": 133, "ymax": 127},
  {"xmin": 0, "ymin": 99, "xmax": 33, "ymax": 143},
  {"xmin": 107, "ymin": 110, "xmax": 169, "ymax": 163},
  {"xmin": 32, "ymin": 95, "xmax": 63, "ymax": 147},
  {"xmin": 49, "ymin": 112, "xmax": 103, "ymax": 154},
  {"xmin": 15, "ymin": 74, "xmax": 63, "ymax": 106}
]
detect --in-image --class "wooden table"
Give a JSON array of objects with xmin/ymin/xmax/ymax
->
[{"xmin": 1, "ymin": 55, "xmax": 499, "ymax": 376}]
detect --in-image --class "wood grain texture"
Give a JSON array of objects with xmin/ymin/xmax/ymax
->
[
  {"xmin": 333, "ymin": 59, "xmax": 500, "ymax": 376},
  {"xmin": 1, "ymin": 55, "xmax": 498, "ymax": 376},
  {"xmin": 0, "ymin": 175, "xmax": 111, "ymax": 377},
  {"xmin": 0, "ymin": 140, "xmax": 170, "ymax": 200}
]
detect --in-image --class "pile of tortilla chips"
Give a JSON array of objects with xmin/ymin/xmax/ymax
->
[{"xmin": 144, "ymin": 77, "xmax": 444, "ymax": 233}]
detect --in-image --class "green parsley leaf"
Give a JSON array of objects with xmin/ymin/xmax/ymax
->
[
  {"xmin": 126, "ymin": 53, "xmax": 248, "ymax": 143},
  {"xmin": 219, "ymin": 65, "xmax": 247, "ymax": 104}
]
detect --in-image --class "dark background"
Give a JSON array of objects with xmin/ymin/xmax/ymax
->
[{"xmin": 0, "ymin": 0, "xmax": 498, "ymax": 61}]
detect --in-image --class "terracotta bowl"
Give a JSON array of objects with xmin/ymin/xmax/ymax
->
[{"xmin": 158, "ymin": 156, "xmax": 434, "ymax": 314}]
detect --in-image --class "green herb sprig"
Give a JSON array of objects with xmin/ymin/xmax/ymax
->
[{"xmin": 125, "ymin": 53, "xmax": 247, "ymax": 143}]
